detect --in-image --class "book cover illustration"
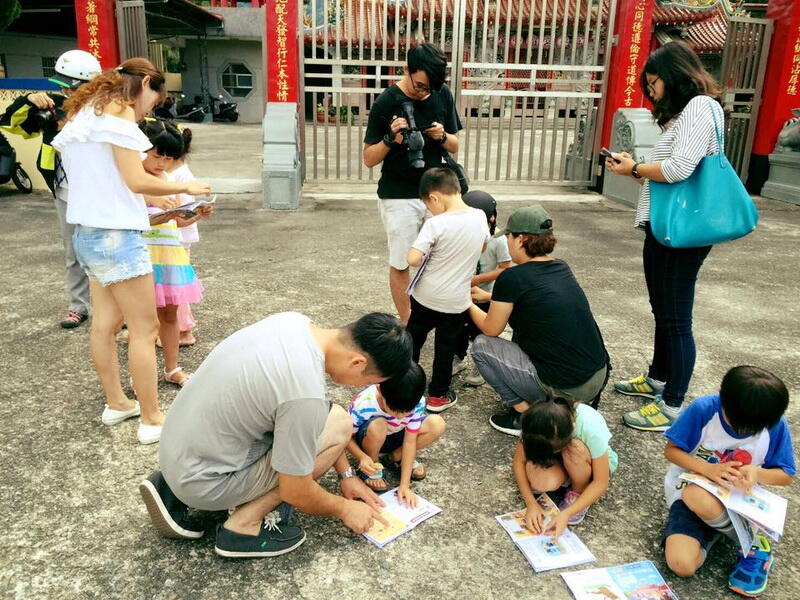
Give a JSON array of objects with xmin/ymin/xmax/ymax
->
[{"xmin": 363, "ymin": 488, "xmax": 442, "ymax": 548}]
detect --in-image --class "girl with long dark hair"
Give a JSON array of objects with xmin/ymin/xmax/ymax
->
[{"xmin": 605, "ymin": 42, "xmax": 723, "ymax": 432}]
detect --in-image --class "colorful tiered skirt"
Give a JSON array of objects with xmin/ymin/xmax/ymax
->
[{"xmin": 142, "ymin": 222, "xmax": 203, "ymax": 308}]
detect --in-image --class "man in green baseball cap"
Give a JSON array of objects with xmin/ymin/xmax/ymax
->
[{"xmin": 494, "ymin": 204, "xmax": 553, "ymax": 237}]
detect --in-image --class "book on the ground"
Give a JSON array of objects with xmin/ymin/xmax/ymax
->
[
  {"xmin": 149, "ymin": 195, "xmax": 216, "ymax": 221},
  {"xmin": 561, "ymin": 560, "xmax": 678, "ymax": 600},
  {"xmin": 363, "ymin": 488, "xmax": 442, "ymax": 548},
  {"xmin": 678, "ymin": 472, "xmax": 786, "ymax": 550},
  {"xmin": 495, "ymin": 494, "xmax": 596, "ymax": 572},
  {"xmin": 405, "ymin": 251, "xmax": 431, "ymax": 295}
]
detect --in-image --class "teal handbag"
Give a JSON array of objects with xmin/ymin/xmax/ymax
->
[{"xmin": 649, "ymin": 99, "xmax": 759, "ymax": 248}]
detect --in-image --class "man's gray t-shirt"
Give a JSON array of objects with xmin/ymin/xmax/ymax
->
[{"xmin": 160, "ymin": 312, "xmax": 330, "ymax": 487}]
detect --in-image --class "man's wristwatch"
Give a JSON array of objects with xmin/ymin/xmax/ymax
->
[
  {"xmin": 631, "ymin": 163, "xmax": 643, "ymax": 179},
  {"xmin": 337, "ymin": 467, "xmax": 356, "ymax": 481},
  {"xmin": 438, "ymin": 131, "xmax": 448, "ymax": 145}
]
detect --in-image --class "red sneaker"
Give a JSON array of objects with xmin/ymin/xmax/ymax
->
[{"xmin": 426, "ymin": 388, "xmax": 458, "ymax": 413}]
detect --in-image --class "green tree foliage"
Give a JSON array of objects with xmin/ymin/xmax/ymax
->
[{"xmin": 0, "ymin": 0, "xmax": 22, "ymax": 33}]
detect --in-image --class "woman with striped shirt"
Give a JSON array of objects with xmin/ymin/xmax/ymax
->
[{"xmin": 605, "ymin": 42, "xmax": 723, "ymax": 432}]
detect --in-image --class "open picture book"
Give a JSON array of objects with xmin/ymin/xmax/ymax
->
[
  {"xmin": 149, "ymin": 195, "xmax": 216, "ymax": 222},
  {"xmin": 363, "ymin": 488, "xmax": 442, "ymax": 548},
  {"xmin": 678, "ymin": 472, "xmax": 787, "ymax": 552},
  {"xmin": 495, "ymin": 493, "xmax": 596, "ymax": 572},
  {"xmin": 561, "ymin": 560, "xmax": 678, "ymax": 600}
]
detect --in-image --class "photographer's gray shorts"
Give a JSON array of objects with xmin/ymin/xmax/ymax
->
[{"xmin": 377, "ymin": 198, "xmax": 429, "ymax": 270}]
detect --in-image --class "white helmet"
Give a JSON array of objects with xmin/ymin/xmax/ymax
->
[{"xmin": 54, "ymin": 50, "xmax": 102, "ymax": 86}]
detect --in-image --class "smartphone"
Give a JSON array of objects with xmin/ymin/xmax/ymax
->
[{"xmin": 600, "ymin": 147, "xmax": 622, "ymax": 163}]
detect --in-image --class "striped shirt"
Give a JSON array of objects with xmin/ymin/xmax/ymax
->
[
  {"xmin": 635, "ymin": 95, "xmax": 724, "ymax": 228},
  {"xmin": 348, "ymin": 385, "xmax": 426, "ymax": 435}
]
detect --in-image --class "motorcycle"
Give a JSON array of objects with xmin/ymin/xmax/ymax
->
[
  {"xmin": 209, "ymin": 95, "xmax": 239, "ymax": 122},
  {"xmin": 0, "ymin": 131, "xmax": 33, "ymax": 193}
]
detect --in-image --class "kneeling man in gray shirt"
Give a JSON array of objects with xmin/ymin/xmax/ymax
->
[{"xmin": 140, "ymin": 311, "xmax": 411, "ymax": 558}]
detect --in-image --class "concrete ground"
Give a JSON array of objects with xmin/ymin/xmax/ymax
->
[{"xmin": 1, "ymin": 164, "xmax": 799, "ymax": 598}]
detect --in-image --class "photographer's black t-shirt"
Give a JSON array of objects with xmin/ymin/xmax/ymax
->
[
  {"xmin": 492, "ymin": 259, "xmax": 608, "ymax": 389},
  {"xmin": 364, "ymin": 84, "xmax": 462, "ymax": 199}
]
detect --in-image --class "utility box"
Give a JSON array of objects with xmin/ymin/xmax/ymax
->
[
  {"xmin": 602, "ymin": 109, "xmax": 661, "ymax": 208},
  {"xmin": 262, "ymin": 102, "xmax": 301, "ymax": 210}
]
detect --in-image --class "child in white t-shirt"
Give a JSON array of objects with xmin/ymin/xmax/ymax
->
[
  {"xmin": 347, "ymin": 363, "xmax": 445, "ymax": 507},
  {"xmin": 406, "ymin": 168, "xmax": 489, "ymax": 413},
  {"xmin": 453, "ymin": 190, "xmax": 512, "ymax": 386}
]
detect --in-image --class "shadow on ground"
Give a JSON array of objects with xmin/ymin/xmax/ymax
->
[{"xmin": 0, "ymin": 189, "xmax": 798, "ymax": 599}]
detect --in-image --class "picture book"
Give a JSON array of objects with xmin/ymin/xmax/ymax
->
[
  {"xmin": 678, "ymin": 472, "xmax": 786, "ymax": 545},
  {"xmin": 363, "ymin": 488, "xmax": 442, "ymax": 548},
  {"xmin": 150, "ymin": 195, "xmax": 216, "ymax": 221},
  {"xmin": 496, "ymin": 494, "xmax": 596, "ymax": 572},
  {"xmin": 406, "ymin": 251, "xmax": 431, "ymax": 295},
  {"xmin": 561, "ymin": 560, "xmax": 678, "ymax": 600}
]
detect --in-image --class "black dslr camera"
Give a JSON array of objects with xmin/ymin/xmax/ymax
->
[{"xmin": 400, "ymin": 101, "xmax": 426, "ymax": 169}]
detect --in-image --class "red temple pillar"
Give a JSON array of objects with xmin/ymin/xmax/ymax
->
[
  {"xmin": 747, "ymin": 0, "xmax": 800, "ymax": 191},
  {"xmin": 264, "ymin": 0, "xmax": 299, "ymax": 104},
  {"xmin": 600, "ymin": 0, "xmax": 656, "ymax": 148},
  {"xmin": 75, "ymin": 0, "xmax": 120, "ymax": 70}
]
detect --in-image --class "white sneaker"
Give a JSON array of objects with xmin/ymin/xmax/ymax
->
[
  {"xmin": 138, "ymin": 422, "xmax": 162, "ymax": 445},
  {"xmin": 452, "ymin": 356, "xmax": 467, "ymax": 375},
  {"xmin": 101, "ymin": 401, "xmax": 141, "ymax": 426}
]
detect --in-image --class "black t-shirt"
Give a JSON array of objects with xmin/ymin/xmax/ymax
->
[
  {"xmin": 364, "ymin": 84, "xmax": 462, "ymax": 199},
  {"xmin": 492, "ymin": 259, "xmax": 608, "ymax": 389}
]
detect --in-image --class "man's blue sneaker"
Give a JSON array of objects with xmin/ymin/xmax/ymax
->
[{"xmin": 728, "ymin": 534, "xmax": 774, "ymax": 597}]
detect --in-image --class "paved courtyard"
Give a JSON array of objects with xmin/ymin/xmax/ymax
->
[{"xmin": 0, "ymin": 181, "xmax": 798, "ymax": 598}]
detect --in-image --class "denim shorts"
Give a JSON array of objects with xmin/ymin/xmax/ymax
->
[
  {"xmin": 73, "ymin": 225, "xmax": 152, "ymax": 286},
  {"xmin": 377, "ymin": 198, "xmax": 430, "ymax": 270}
]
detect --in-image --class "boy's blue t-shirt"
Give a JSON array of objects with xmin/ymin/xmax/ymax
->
[{"xmin": 663, "ymin": 393, "xmax": 796, "ymax": 506}]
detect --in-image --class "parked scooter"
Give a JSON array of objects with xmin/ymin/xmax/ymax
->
[
  {"xmin": 209, "ymin": 95, "xmax": 239, "ymax": 122},
  {"xmin": 0, "ymin": 131, "xmax": 33, "ymax": 193},
  {"xmin": 169, "ymin": 95, "xmax": 206, "ymax": 123}
]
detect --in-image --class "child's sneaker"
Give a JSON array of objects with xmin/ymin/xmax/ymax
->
[
  {"xmin": 728, "ymin": 534, "xmax": 774, "ymax": 597},
  {"xmin": 426, "ymin": 388, "xmax": 458, "ymax": 413},
  {"xmin": 558, "ymin": 489, "xmax": 589, "ymax": 525},
  {"xmin": 464, "ymin": 370, "xmax": 485, "ymax": 387},
  {"xmin": 613, "ymin": 374, "xmax": 665, "ymax": 399},
  {"xmin": 622, "ymin": 397, "xmax": 678, "ymax": 432}
]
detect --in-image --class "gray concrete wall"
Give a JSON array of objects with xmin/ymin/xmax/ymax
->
[
  {"xmin": 183, "ymin": 37, "xmax": 264, "ymax": 124},
  {"xmin": 0, "ymin": 33, "xmax": 77, "ymax": 78}
]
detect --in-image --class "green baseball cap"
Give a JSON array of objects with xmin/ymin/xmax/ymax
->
[{"xmin": 495, "ymin": 204, "xmax": 553, "ymax": 237}]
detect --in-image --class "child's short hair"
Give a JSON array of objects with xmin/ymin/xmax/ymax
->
[
  {"xmin": 139, "ymin": 118, "xmax": 185, "ymax": 159},
  {"xmin": 520, "ymin": 397, "xmax": 575, "ymax": 467},
  {"xmin": 379, "ymin": 362, "xmax": 426, "ymax": 414},
  {"xmin": 720, "ymin": 365, "xmax": 789, "ymax": 435},
  {"xmin": 419, "ymin": 167, "xmax": 460, "ymax": 200}
]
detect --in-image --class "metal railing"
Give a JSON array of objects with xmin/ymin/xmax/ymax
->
[{"xmin": 300, "ymin": 0, "xmax": 615, "ymax": 186}]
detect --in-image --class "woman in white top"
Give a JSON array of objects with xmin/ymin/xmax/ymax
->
[
  {"xmin": 53, "ymin": 58, "xmax": 210, "ymax": 444},
  {"xmin": 605, "ymin": 42, "xmax": 722, "ymax": 433}
]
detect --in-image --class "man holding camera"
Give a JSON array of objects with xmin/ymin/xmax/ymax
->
[
  {"xmin": 363, "ymin": 43, "xmax": 462, "ymax": 324},
  {"xmin": 0, "ymin": 50, "xmax": 101, "ymax": 328}
]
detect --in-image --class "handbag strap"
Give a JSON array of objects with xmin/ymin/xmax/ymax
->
[{"xmin": 705, "ymin": 96, "xmax": 725, "ymax": 165}]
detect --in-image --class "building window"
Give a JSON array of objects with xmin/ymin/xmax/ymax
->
[
  {"xmin": 221, "ymin": 62, "xmax": 253, "ymax": 98},
  {"xmin": 42, "ymin": 56, "xmax": 57, "ymax": 78}
]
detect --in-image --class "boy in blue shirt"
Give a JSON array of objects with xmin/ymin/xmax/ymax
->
[{"xmin": 662, "ymin": 366, "xmax": 795, "ymax": 597}]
